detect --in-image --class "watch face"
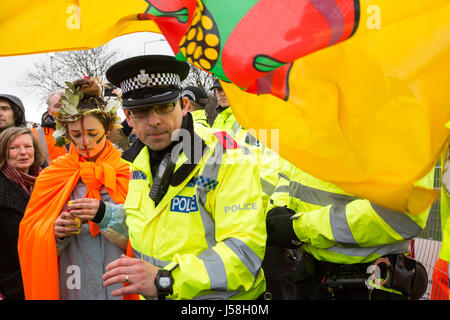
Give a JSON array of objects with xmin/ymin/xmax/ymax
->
[{"xmin": 159, "ymin": 276, "xmax": 172, "ymax": 288}]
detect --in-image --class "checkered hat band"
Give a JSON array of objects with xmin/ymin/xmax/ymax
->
[
  {"xmin": 120, "ymin": 72, "xmax": 181, "ymax": 93},
  {"xmin": 182, "ymin": 89, "xmax": 196, "ymax": 101}
]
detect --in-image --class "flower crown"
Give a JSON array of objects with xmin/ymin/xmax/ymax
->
[{"xmin": 53, "ymin": 79, "xmax": 122, "ymax": 147}]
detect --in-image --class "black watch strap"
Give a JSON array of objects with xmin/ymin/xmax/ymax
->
[{"xmin": 154, "ymin": 268, "xmax": 174, "ymax": 300}]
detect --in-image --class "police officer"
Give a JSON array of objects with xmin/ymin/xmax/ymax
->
[
  {"xmin": 182, "ymin": 85, "xmax": 210, "ymax": 128},
  {"xmin": 210, "ymin": 80, "xmax": 297, "ymax": 299},
  {"xmin": 210, "ymin": 78, "xmax": 243, "ymax": 133},
  {"xmin": 266, "ymin": 161, "xmax": 432, "ymax": 300},
  {"xmin": 102, "ymin": 55, "xmax": 267, "ymax": 300}
]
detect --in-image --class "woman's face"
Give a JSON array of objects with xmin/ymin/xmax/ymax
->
[
  {"xmin": 7, "ymin": 133, "xmax": 35, "ymax": 173},
  {"xmin": 67, "ymin": 114, "xmax": 107, "ymax": 161}
]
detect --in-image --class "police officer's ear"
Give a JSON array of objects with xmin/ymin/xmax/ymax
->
[{"xmin": 181, "ymin": 97, "xmax": 189, "ymax": 117}]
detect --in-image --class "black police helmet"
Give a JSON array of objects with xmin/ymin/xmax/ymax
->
[
  {"xmin": 209, "ymin": 78, "xmax": 222, "ymax": 91},
  {"xmin": 106, "ymin": 55, "xmax": 190, "ymax": 110},
  {"xmin": 182, "ymin": 86, "xmax": 209, "ymax": 107}
]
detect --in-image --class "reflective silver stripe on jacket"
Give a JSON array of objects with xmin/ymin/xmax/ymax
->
[
  {"xmin": 289, "ymin": 180, "xmax": 358, "ymax": 206},
  {"xmin": 329, "ymin": 203, "xmax": 358, "ymax": 247},
  {"xmin": 198, "ymin": 248, "xmax": 227, "ymax": 290},
  {"xmin": 324, "ymin": 240, "xmax": 410, "ymax": 258},
  {"xmin": 260, "ymin": 177, "xmax": 276, "ymax": 196},
  {"xmin": 370, "ymin": 203, "xmax": 422, "ymax": 239},
  {"xmin": 231, "ymin": 121, "xmax": 241, "ymax": 137},
  {"xmin": 195, "ymin": 139, "xmax": 252, "ymax": 248},
  {"xmin": 198, "ymin": 237, "xmax": 262, "ymax": 291},
  {"xmin": 224, "ymin": 238, "xmax": 262, "ymax": 278},
  {"xmin": 274, "ymin": 185, "xmax": 289, "ymax": 194},
  {"xmin": 288, "ymin": 180, "xmax": 423, "ymax": 244},
  {"xmin": 190, "ymin": 245, "xmax": 241, "ymax": 299},
  {"xmin": 132, "ymin": 248, "xmax": 171, "ymax": 268},
  {"xmin": 327, "ymin": 200, "xmax": 423, "ymax": 246},
  {"xmin": 197, "ymin": 144, "xmax": 220, "ymax": 248}
]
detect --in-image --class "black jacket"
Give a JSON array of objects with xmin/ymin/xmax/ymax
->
[{"xmin": 0, "ymin": 171, "xmax": 30, "ymax": 300}]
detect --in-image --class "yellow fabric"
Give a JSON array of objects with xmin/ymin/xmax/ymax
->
[
  {"xmin": 212, "ymin": 107, "xmax": 239, "ymax": 131},
  {"xmin": 1, "ymin": 1, "xmax": 448, "ymax": 217},
  {"xmin": 0, "ymin": 0, "xmax": 160, "ymax": 56},
  {"xmin": 190, "ymin": 109, "xmax": 210, "ymax": 128},
  {"xmin": 223, "ymin": 2, "xmax": 450, "ymax": 215}
]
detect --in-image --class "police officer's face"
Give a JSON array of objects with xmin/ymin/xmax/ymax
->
[
  {"xmin": 125, "ymin": 98, "xmax": 189, "ymax": 151},
  {"xmin": 215, "ymin": 87, "xmax": 230, "ymax": 107},
  {"xmin": 0, "ymin": 99, "xmax": 15, "ymax": 129}
]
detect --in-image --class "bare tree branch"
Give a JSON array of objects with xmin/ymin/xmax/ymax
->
[
  {"xmin": 18, "ymin": 44, "xmax": 123, "ymax": 105},
  {"xmin": 182, "ymin": 63, "xmax": 218, "ymax": 125}
]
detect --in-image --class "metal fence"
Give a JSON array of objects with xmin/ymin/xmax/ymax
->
[{"xmin": 413, "ymin": 161, "xmax": 444, "ymax": 300}]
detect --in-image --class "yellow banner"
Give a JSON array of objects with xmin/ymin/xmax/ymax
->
[
  {"xmin": 1, "ymin": 0, "xmax": 448, "ymax": 215},
  {"xmin": 0, "ymin": 0, "xmax": 160, "ymax": 56}
]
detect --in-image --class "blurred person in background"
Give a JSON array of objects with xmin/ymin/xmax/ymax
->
[
  {"xmin": 33, "ymin": 90, "xmax": 68, "ymax": 167},
  {"xmin": 0, "ymin": 94, "xmax": 26, "ymax": 134},
  {"xmin": 182, "ymin": 85, "xmax": 210, "ymax": 128},
  {"xmin": 0, "ymin": 127, "xmax": 44, "ymax": 300}
]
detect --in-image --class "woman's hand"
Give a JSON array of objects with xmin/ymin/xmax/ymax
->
[
  {"xmin": 54, "ymin": 210, "xmax": 80, "ymax": 239},
  {"xmin": 68, "ymin": 198, "xmax": 100, "ymax": 223}
]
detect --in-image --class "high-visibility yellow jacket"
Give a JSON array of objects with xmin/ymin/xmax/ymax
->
[
  {"xmin": 230, "ymin": 125, "xmax": 289, "ymax": 214},
  {"xmin": 190, "ymin": 109, "xmax": 210, "ymax": 128},
  {"xmin": 268, "ymin": 162, "xmax": 434, "ymax": 264},
  {"xmin": 121, "ymin": 124, "xmax": 266, "ymax": 300},
  {"xmin": 439, "ymin": 138, "xmax": 450, "ymax": 261},
  {"xmin": 212, "ymin": 105, "xmax": 288, "ymax": 213},
  {"xmin": 212, "ymin": 107, "xmax": 239, "ymax": 131}
]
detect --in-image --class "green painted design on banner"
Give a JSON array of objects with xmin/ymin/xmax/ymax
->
[
  {"xmin": 253, "ymin": 55, "xmax": 287, "ymax": 73},
  {"xmin": 147, "ymin": 6, "xmax": 189, "ymax": 23}
]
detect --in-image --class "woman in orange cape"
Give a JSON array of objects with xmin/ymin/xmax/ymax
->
[{"xmin": 18, "ymin": 78, "xmax": 131, "ymax": 300}]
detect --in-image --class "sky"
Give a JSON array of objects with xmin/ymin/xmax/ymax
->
[{"xmin": 0, "ymin": 32, "xmax": 174, "ymax": 124}]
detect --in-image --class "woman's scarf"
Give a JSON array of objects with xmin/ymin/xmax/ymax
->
[
  {"xmin": 1, "ymin": 163, "xmax": 41, "ymax": 195},
  {"xmin": 18, "ymin": 140, "xmax": 129, "ymax": 300}
]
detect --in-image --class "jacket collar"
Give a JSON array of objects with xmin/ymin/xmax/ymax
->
[
  {"xmin": 216, "ymin": 105, "xmax": 229, "ymax": 114},
  {"xmin": 122, "ymin": 113, "xmax": 208, "ymax": 186},
  {"xmin": 122, "ymin": 138, "xmax": 146, "ymax": 164}
]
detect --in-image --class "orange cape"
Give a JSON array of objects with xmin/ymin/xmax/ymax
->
[{"xmin": 18, "ymin": 140, "xmax": 130, "ymax": 300}]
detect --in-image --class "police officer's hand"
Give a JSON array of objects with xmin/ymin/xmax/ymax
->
[
  {"xmin": 103, "ymin": 254, "xmax": 159, "ymax": 298},
  {"xmin": 266, "ymin": 207, "xmax": 302, "ymax": 249}
]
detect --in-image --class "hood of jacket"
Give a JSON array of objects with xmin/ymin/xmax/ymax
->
[{"xmin": 0, "ymin": 94, "xmax": 26, "ymax": 127}]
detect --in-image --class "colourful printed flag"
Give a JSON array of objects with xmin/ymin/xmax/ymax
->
[
  {"xmin": 138, "ymin": 0, "xmax": 449, "ymax": 214},
  {"xmin": 221, "ymin": 1, "xmax": 450, "ymax": 215},
  {"xmin": 1, "ymin": 0, "xmax": 449, "ymax": 214}
]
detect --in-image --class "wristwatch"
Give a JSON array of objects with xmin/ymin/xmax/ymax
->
[{"xmin": 154, "ymin": 269, "xmax": 174, "ymax": 300}]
